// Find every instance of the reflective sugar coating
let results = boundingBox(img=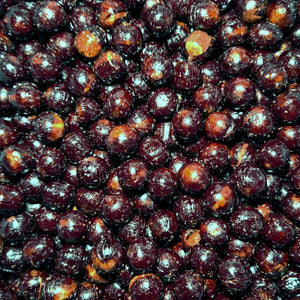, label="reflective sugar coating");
[0,0,300,299]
